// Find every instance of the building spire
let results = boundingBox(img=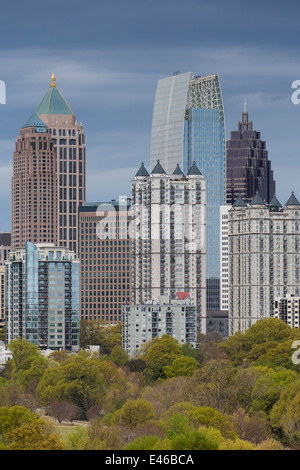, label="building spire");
[244,98,247,113]
[50,73,56,87]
